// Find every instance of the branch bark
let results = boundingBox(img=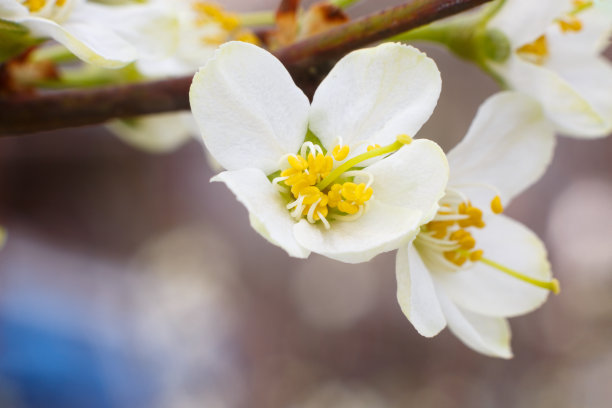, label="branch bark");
[0,0,492,136]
